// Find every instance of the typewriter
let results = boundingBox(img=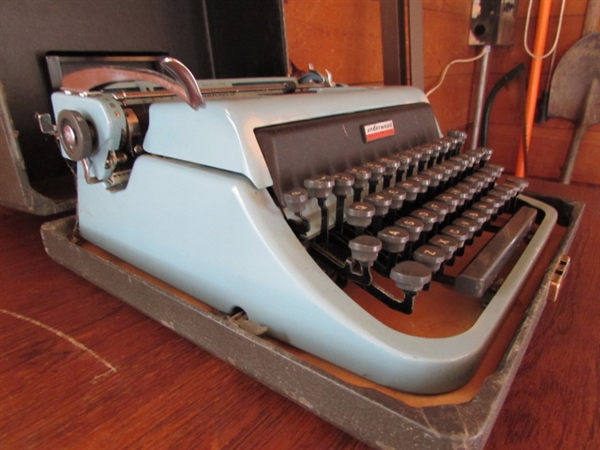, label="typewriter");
[39,57,557,394]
